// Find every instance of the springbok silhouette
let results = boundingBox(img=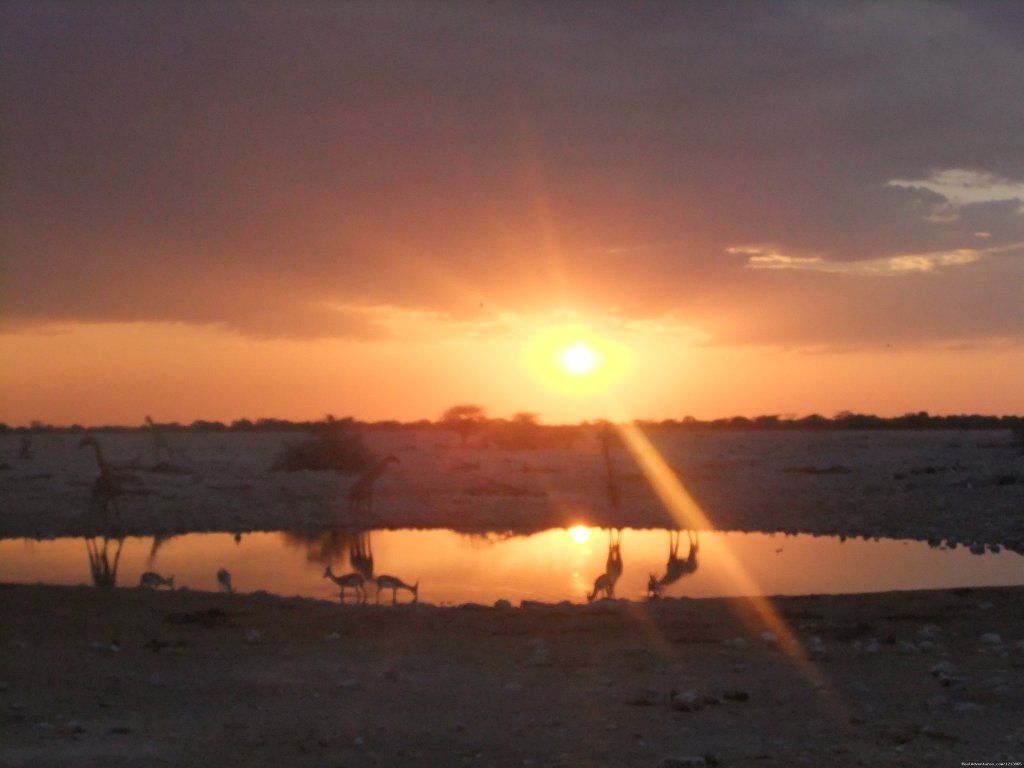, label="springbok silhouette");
[587,528,624,603]
[139,571,175,590]
[374,574,418,604]
[324,565,366,603]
